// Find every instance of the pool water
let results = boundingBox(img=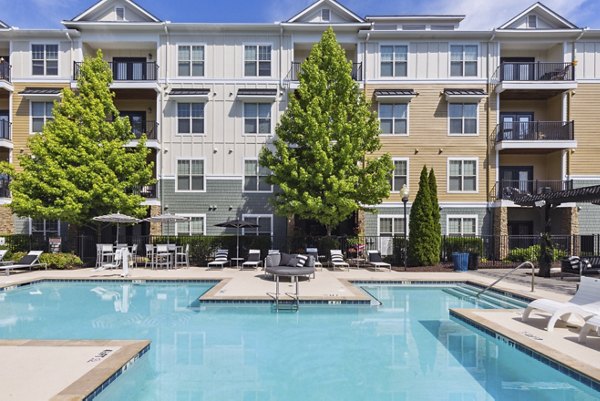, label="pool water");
[0,281,597,401]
